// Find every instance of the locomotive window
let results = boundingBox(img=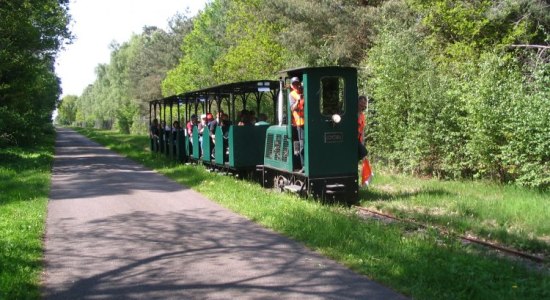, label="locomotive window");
[320,77,345,116]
